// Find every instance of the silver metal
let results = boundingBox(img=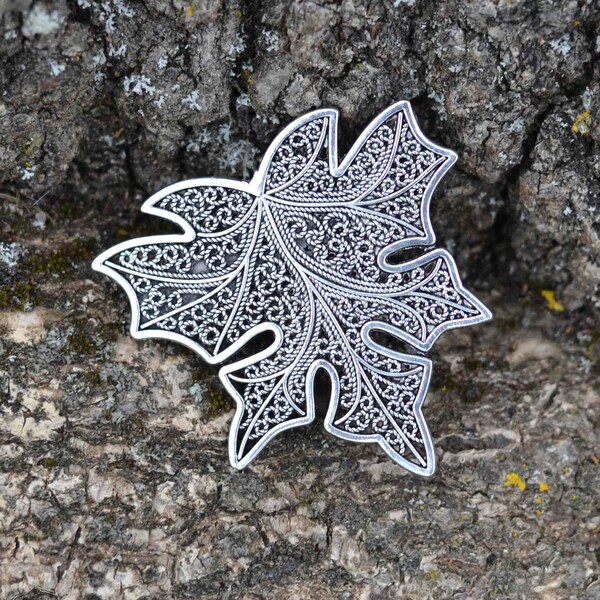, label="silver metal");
[93,101,492,475]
